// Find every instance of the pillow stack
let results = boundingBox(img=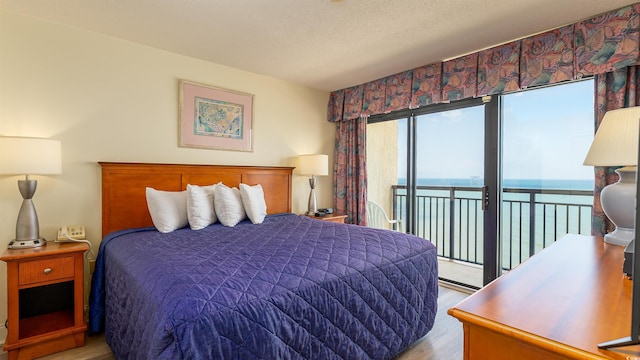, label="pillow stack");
[145,182,267,233]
